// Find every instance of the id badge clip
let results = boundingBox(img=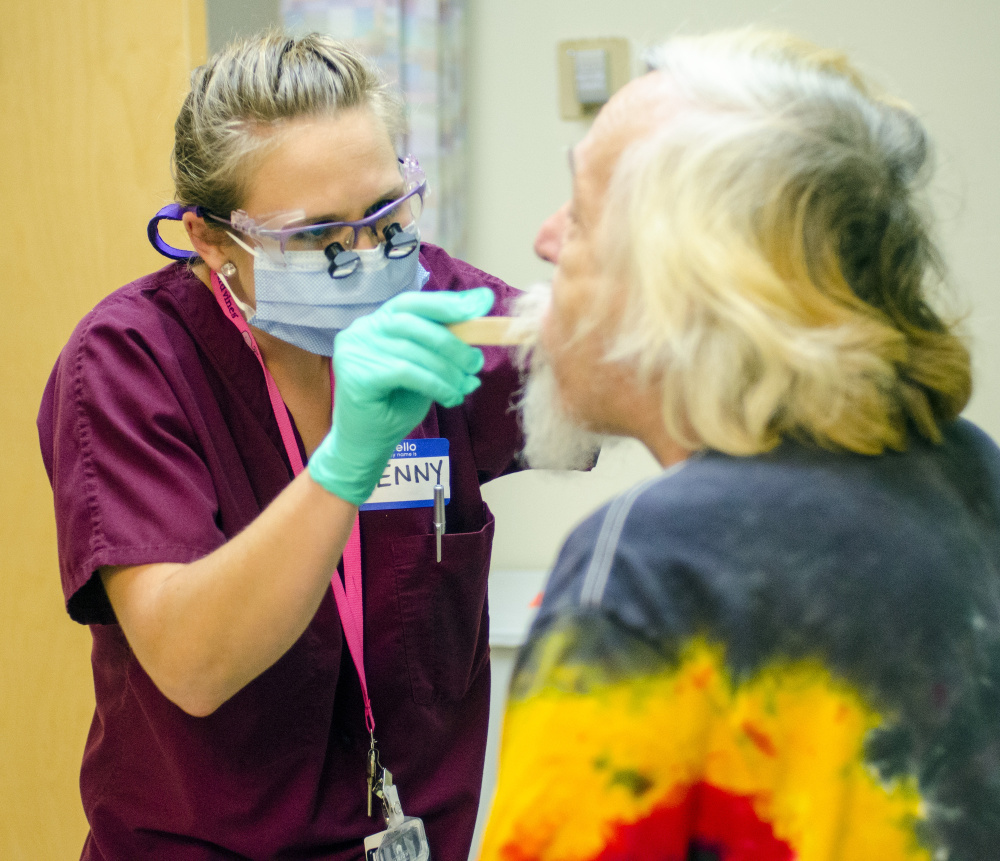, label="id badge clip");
[364,769,430,861]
